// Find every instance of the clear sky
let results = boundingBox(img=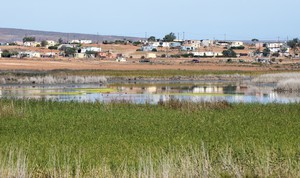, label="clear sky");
[1,0,299,40]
